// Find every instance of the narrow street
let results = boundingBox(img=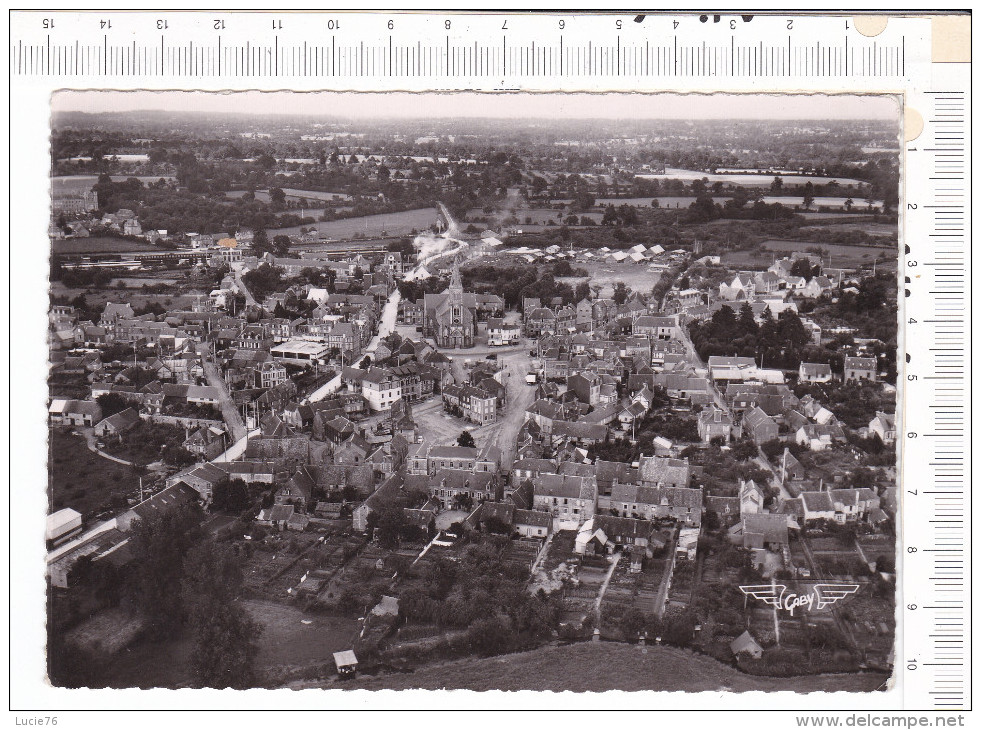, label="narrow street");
[593,552,623,624]
[470,348,536,469]
[654,533,678,617]
[199,350,247,442]
[230,262,258,307]
[360,289,402,362]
